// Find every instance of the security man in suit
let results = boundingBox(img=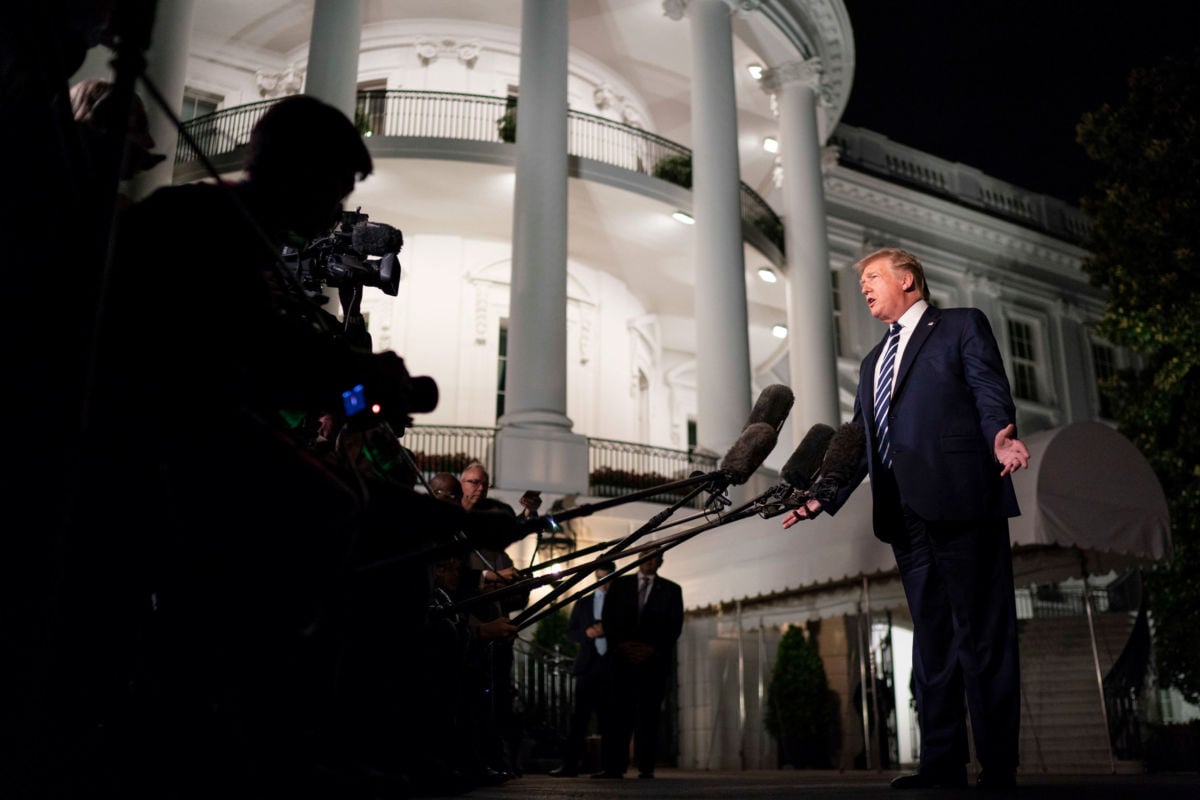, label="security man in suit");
[596,547,684,779]
[549,560,617,777]
[784,248,1029,790]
